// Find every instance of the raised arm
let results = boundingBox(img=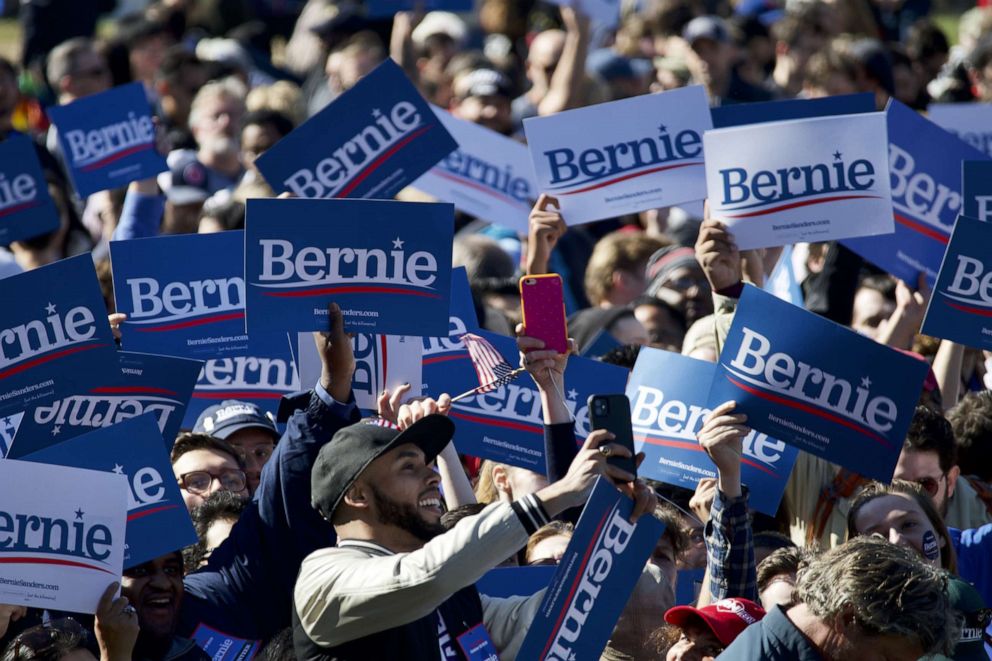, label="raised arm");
[537,5,590,116]
[696,401,757,604]
[180,303,360,641]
